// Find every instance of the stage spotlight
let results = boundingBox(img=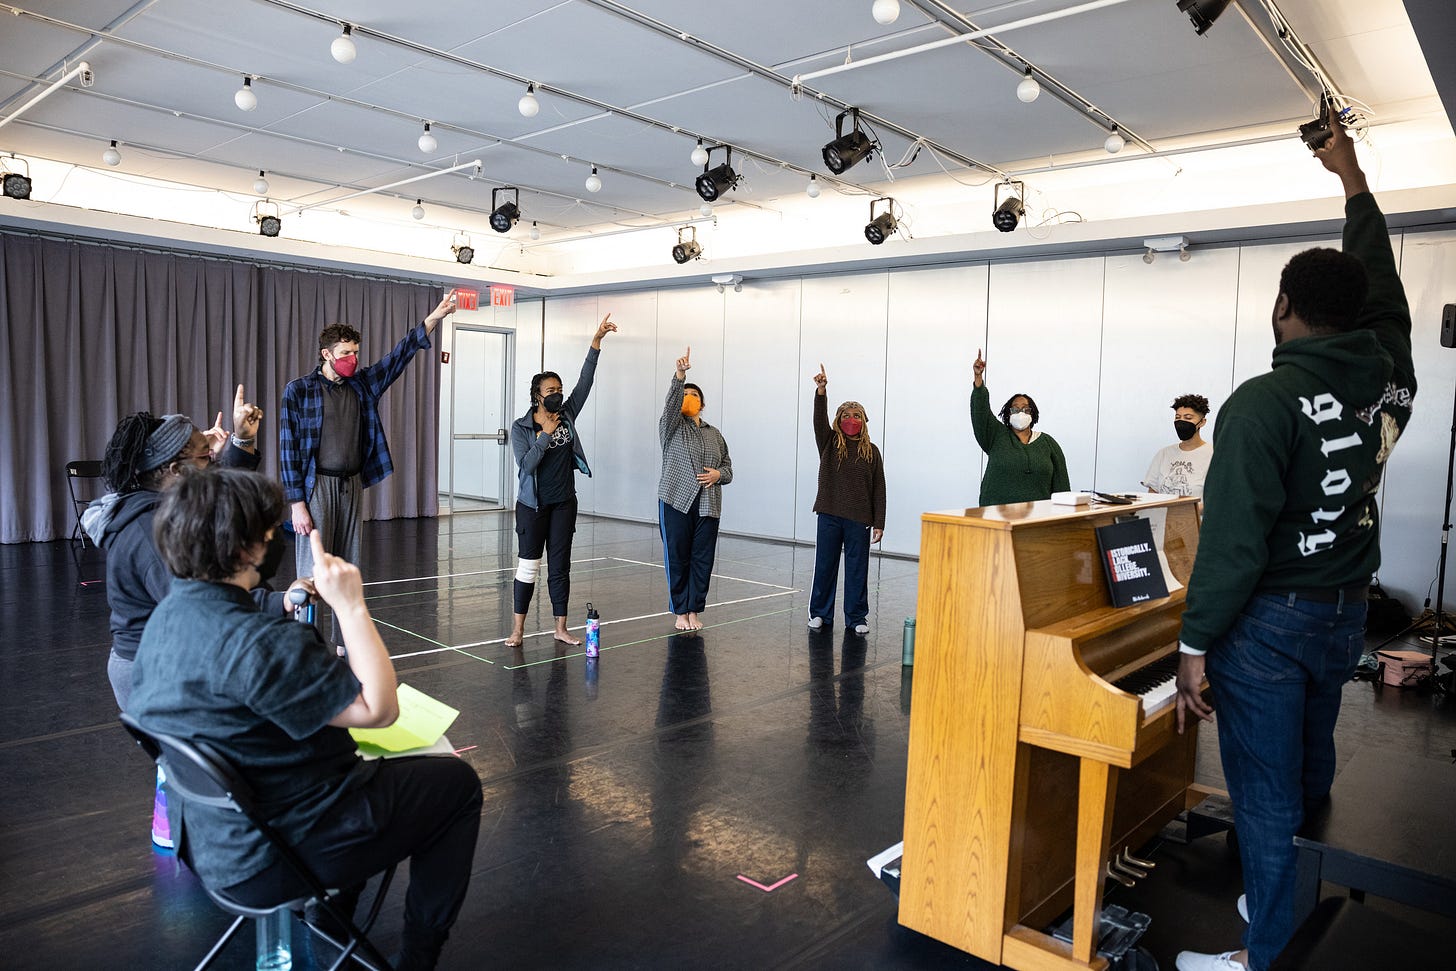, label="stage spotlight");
[102,140,121,166]
[1176,0,1232,35]
[3,157,32,199]
[452,235,475,264]
[253,200,282,237]
[823,109,874,175]
[490,187,521,233]
[992,180,1025,233]
[864,197,898,245]
[695,145,739,202]
[331,24,357,63]
[672,225,702,264]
